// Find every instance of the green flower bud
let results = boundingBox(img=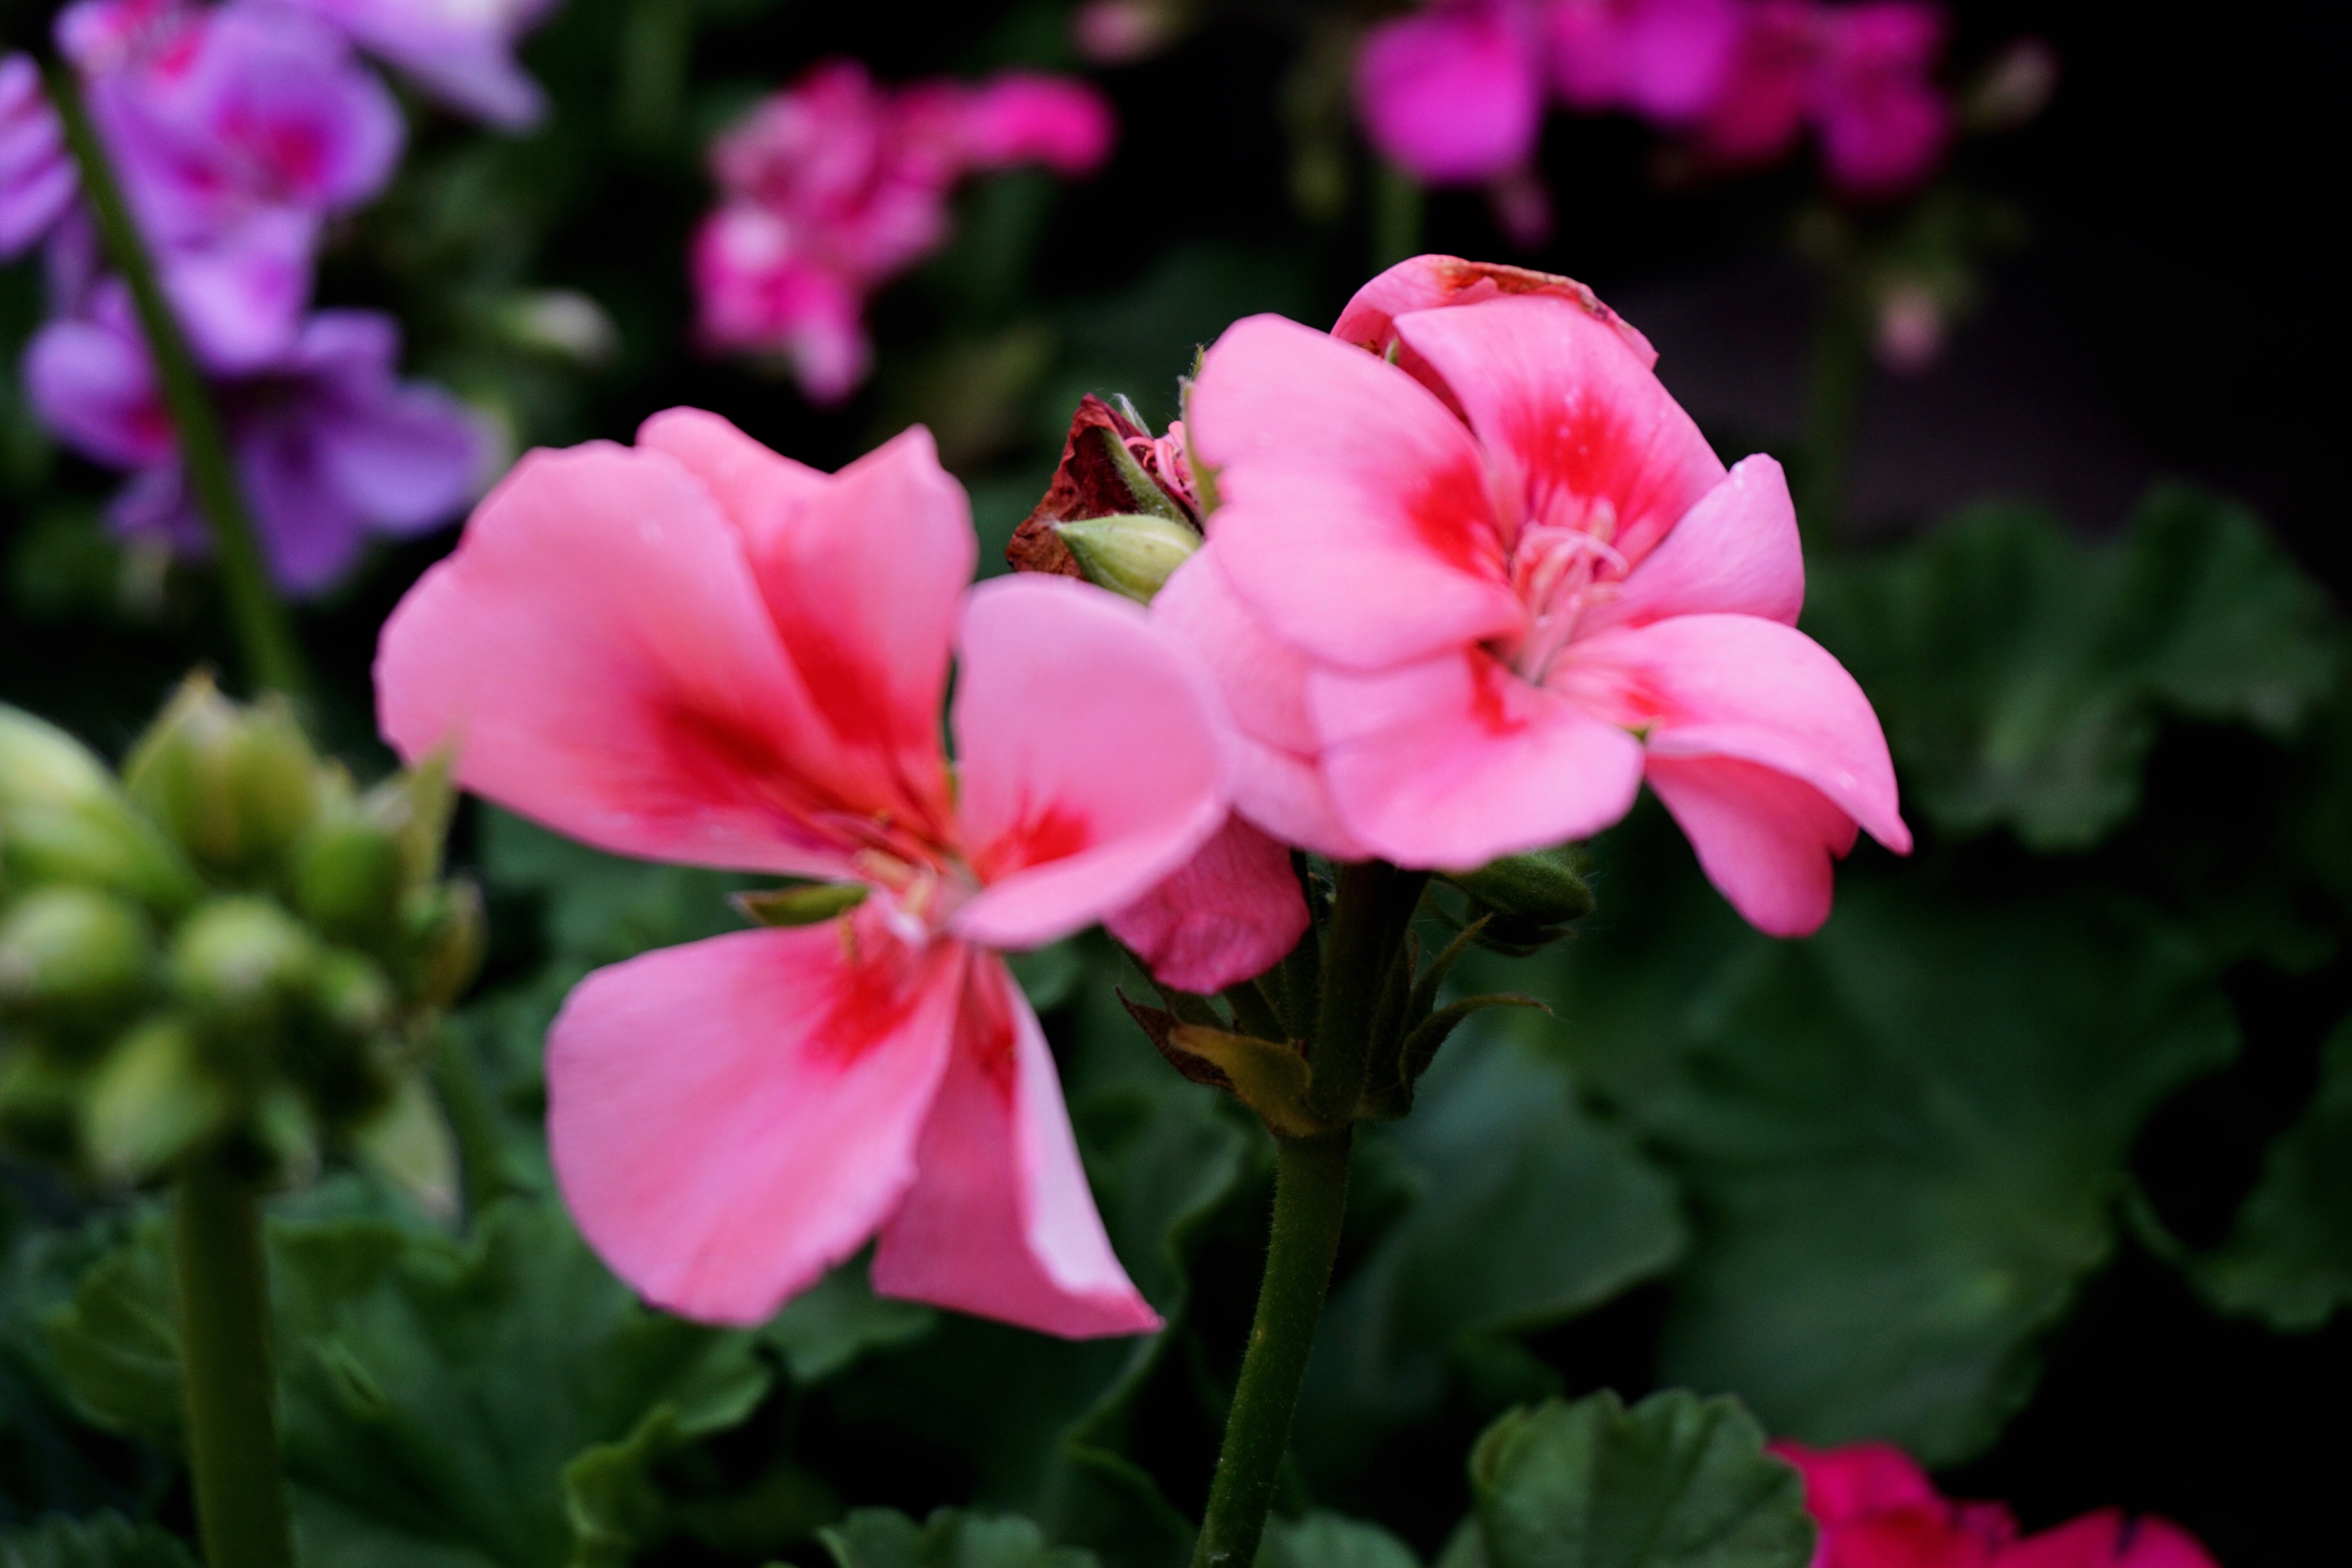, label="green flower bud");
[349,1076,459,1220]
[124,674,321,882]
[1442,843,1596,926]
[1053,514,1202,604]
[168,897,321,1079]
[293,815,408,950]
[364,752,456,890]
[401,878,485,1010]
[0,886,155,1048]
[0,704,201,913]
[0,1047,89,1164]
[83,1016,232,1183]
[250,1085,322,1188]
[287,949,402,1122]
